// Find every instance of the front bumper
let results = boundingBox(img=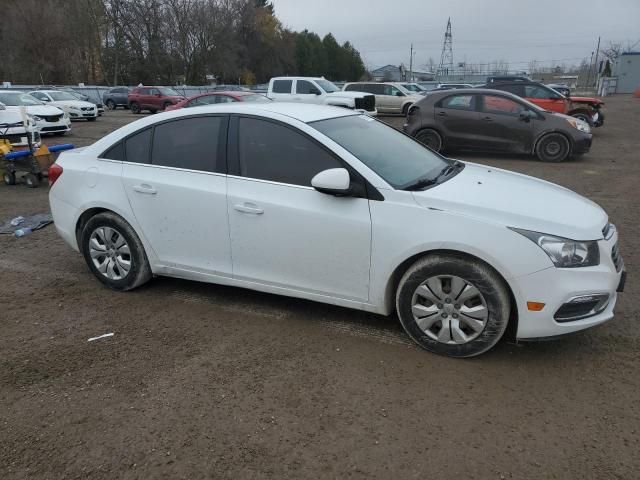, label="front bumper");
[513,232,624,339]
[68,109,97,119]
[36,117,71,134]
[573,134,592,155]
